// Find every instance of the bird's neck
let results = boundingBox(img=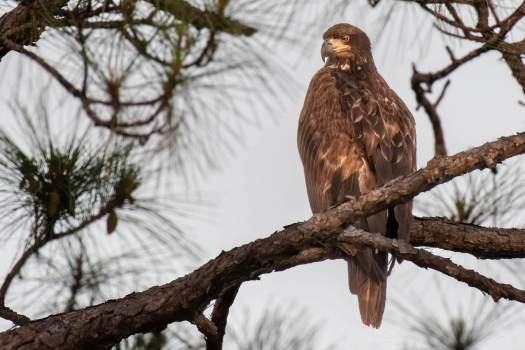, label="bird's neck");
[325,52,376,75]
